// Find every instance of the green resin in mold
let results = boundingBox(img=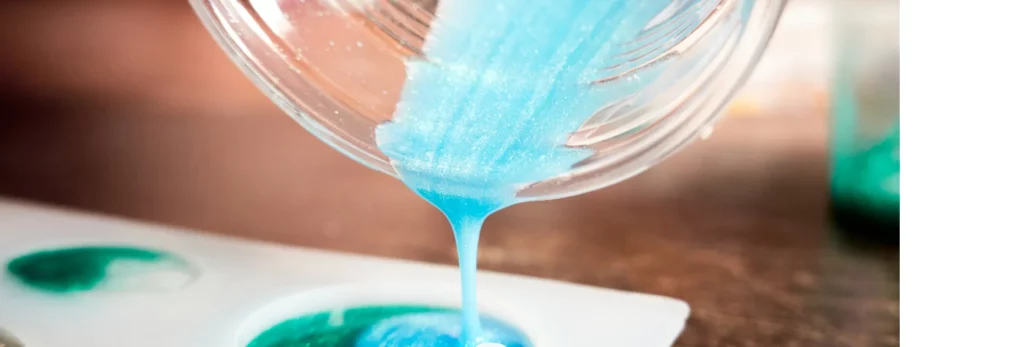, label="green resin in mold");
[5,246,198,294]
[247,305,531,347]
[248,306,449,347]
